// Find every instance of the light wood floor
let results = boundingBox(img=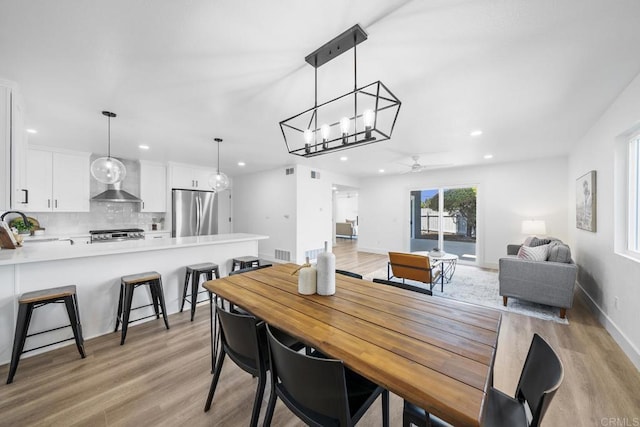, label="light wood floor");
[1,239,639,426]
